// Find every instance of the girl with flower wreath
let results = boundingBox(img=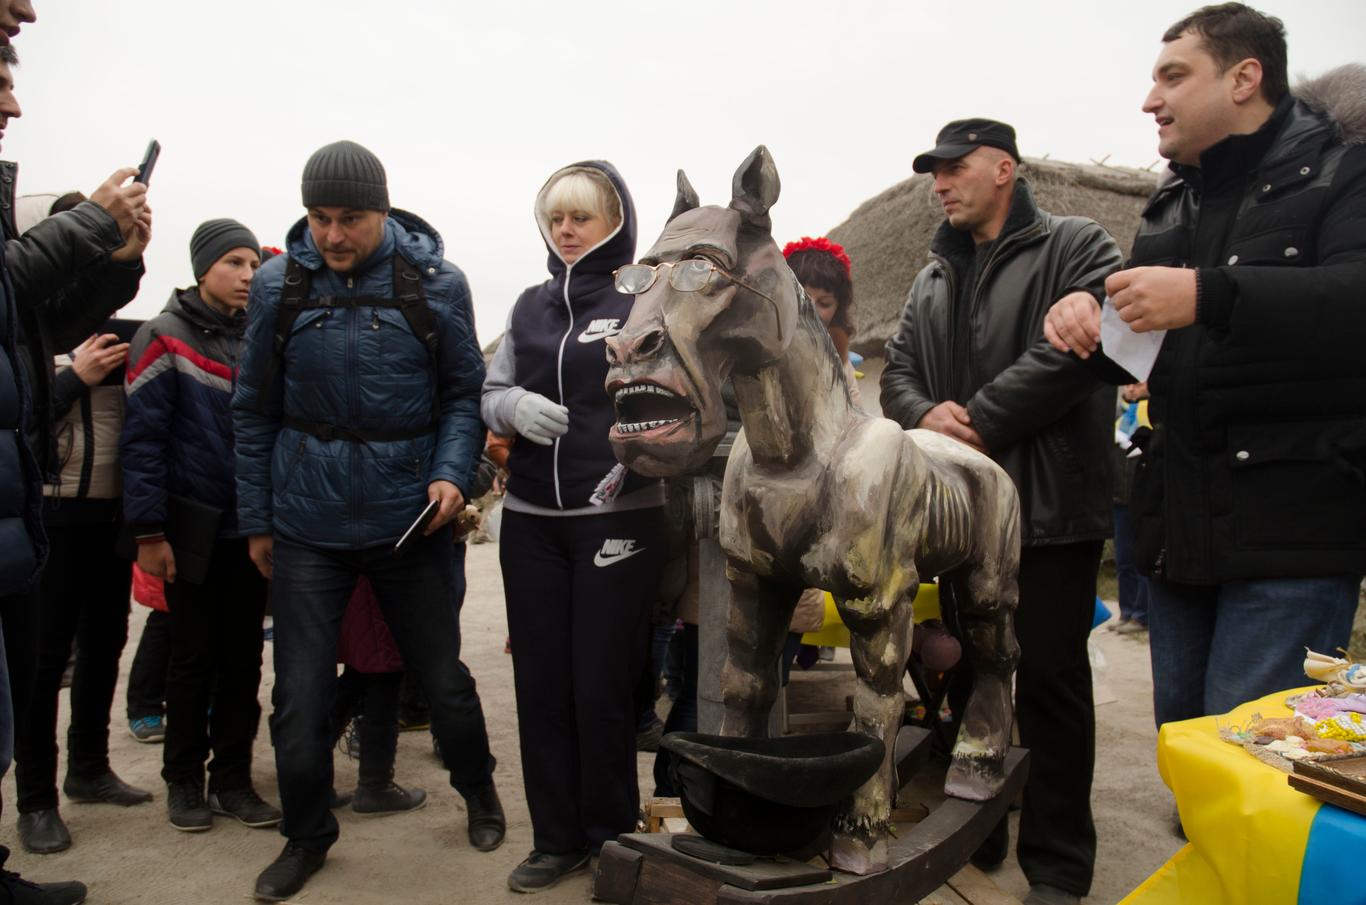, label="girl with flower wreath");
[782,236,862,409]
